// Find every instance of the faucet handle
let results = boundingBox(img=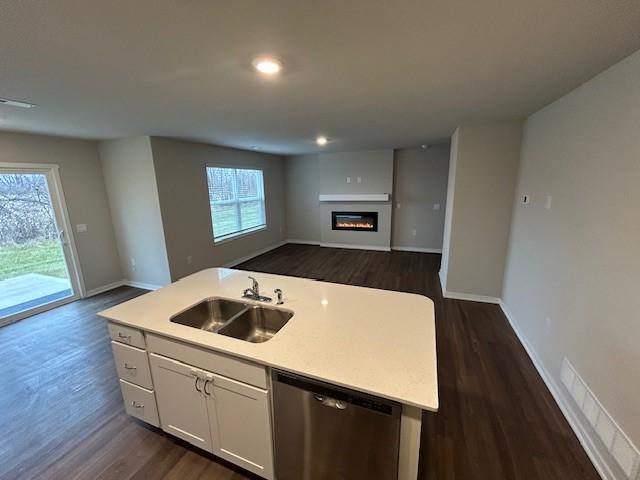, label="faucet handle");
[274,288,283,305]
